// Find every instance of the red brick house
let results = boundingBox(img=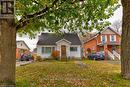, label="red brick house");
[84,27,121,59]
